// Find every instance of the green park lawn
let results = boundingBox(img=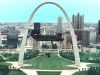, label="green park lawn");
[37,71,61,75]
[0,62,12,66]
[0,62,26,75]
[7,70,27,75]
[87,63,100,67]
[72,71,88,75]
[22,53,77,70]
[0,70,26,75]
